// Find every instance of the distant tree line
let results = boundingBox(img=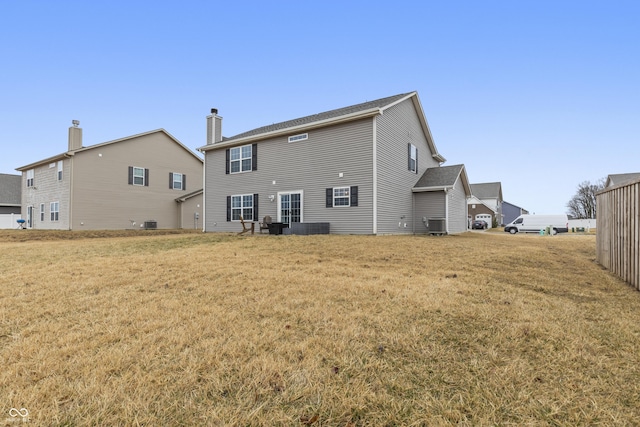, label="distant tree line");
[567,179,605,219]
